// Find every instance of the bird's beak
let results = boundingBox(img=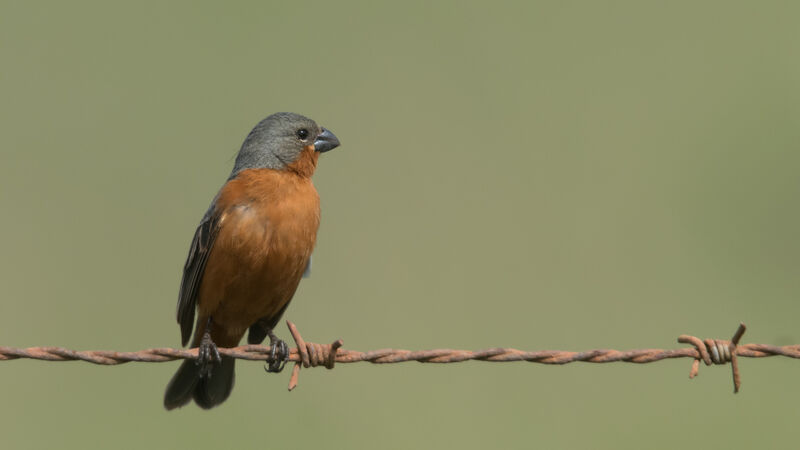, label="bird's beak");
[314,128,340,153]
